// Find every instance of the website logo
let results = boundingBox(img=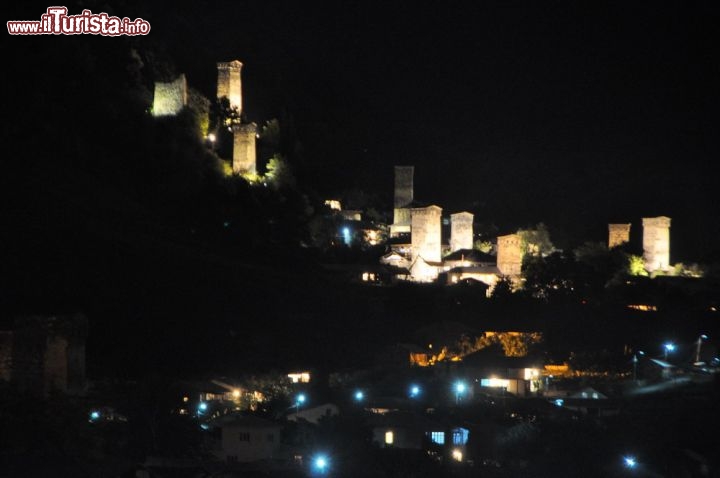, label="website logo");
[7,6,151,36]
